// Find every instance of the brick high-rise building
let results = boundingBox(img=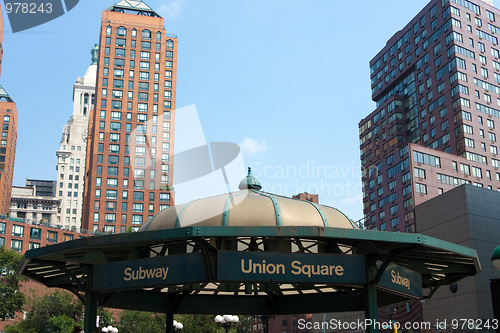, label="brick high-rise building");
[359,0,500,232]
[0,2,17,216]
[0,88,16,215]
[82,0,176,233]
